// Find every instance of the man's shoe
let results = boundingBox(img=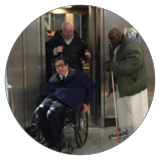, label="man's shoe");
[109,130,128,140]
[53,143,62,152]
[42,141,53,148]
